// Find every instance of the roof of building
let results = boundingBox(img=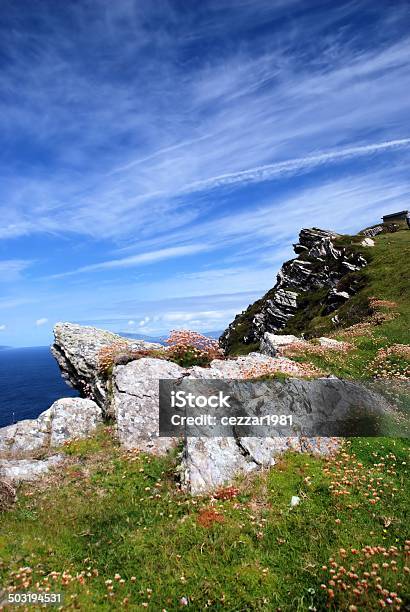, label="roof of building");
[382,210,409,220]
